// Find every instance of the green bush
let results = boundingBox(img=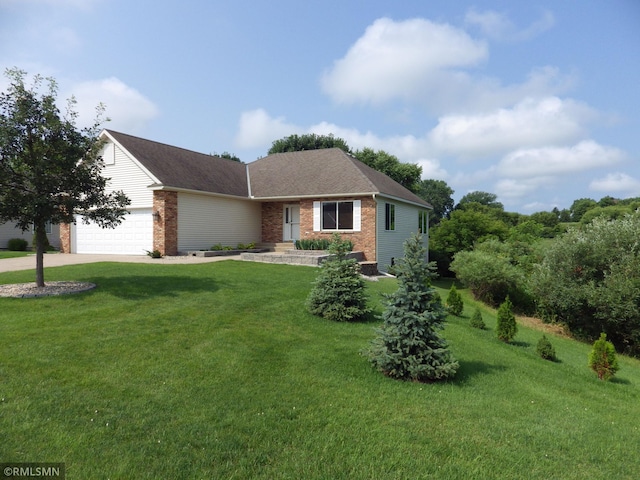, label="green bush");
[496,296,517,343]
[588,333,619,380]
[296,238,331,250]
[145,249,162,258]
[211,243,223,251]
[306,233,370,322]
[445,284,464,316]
[7,238,28,251]
[365,233,458,382]
[536,335,557,361]
[470,308,486,329]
